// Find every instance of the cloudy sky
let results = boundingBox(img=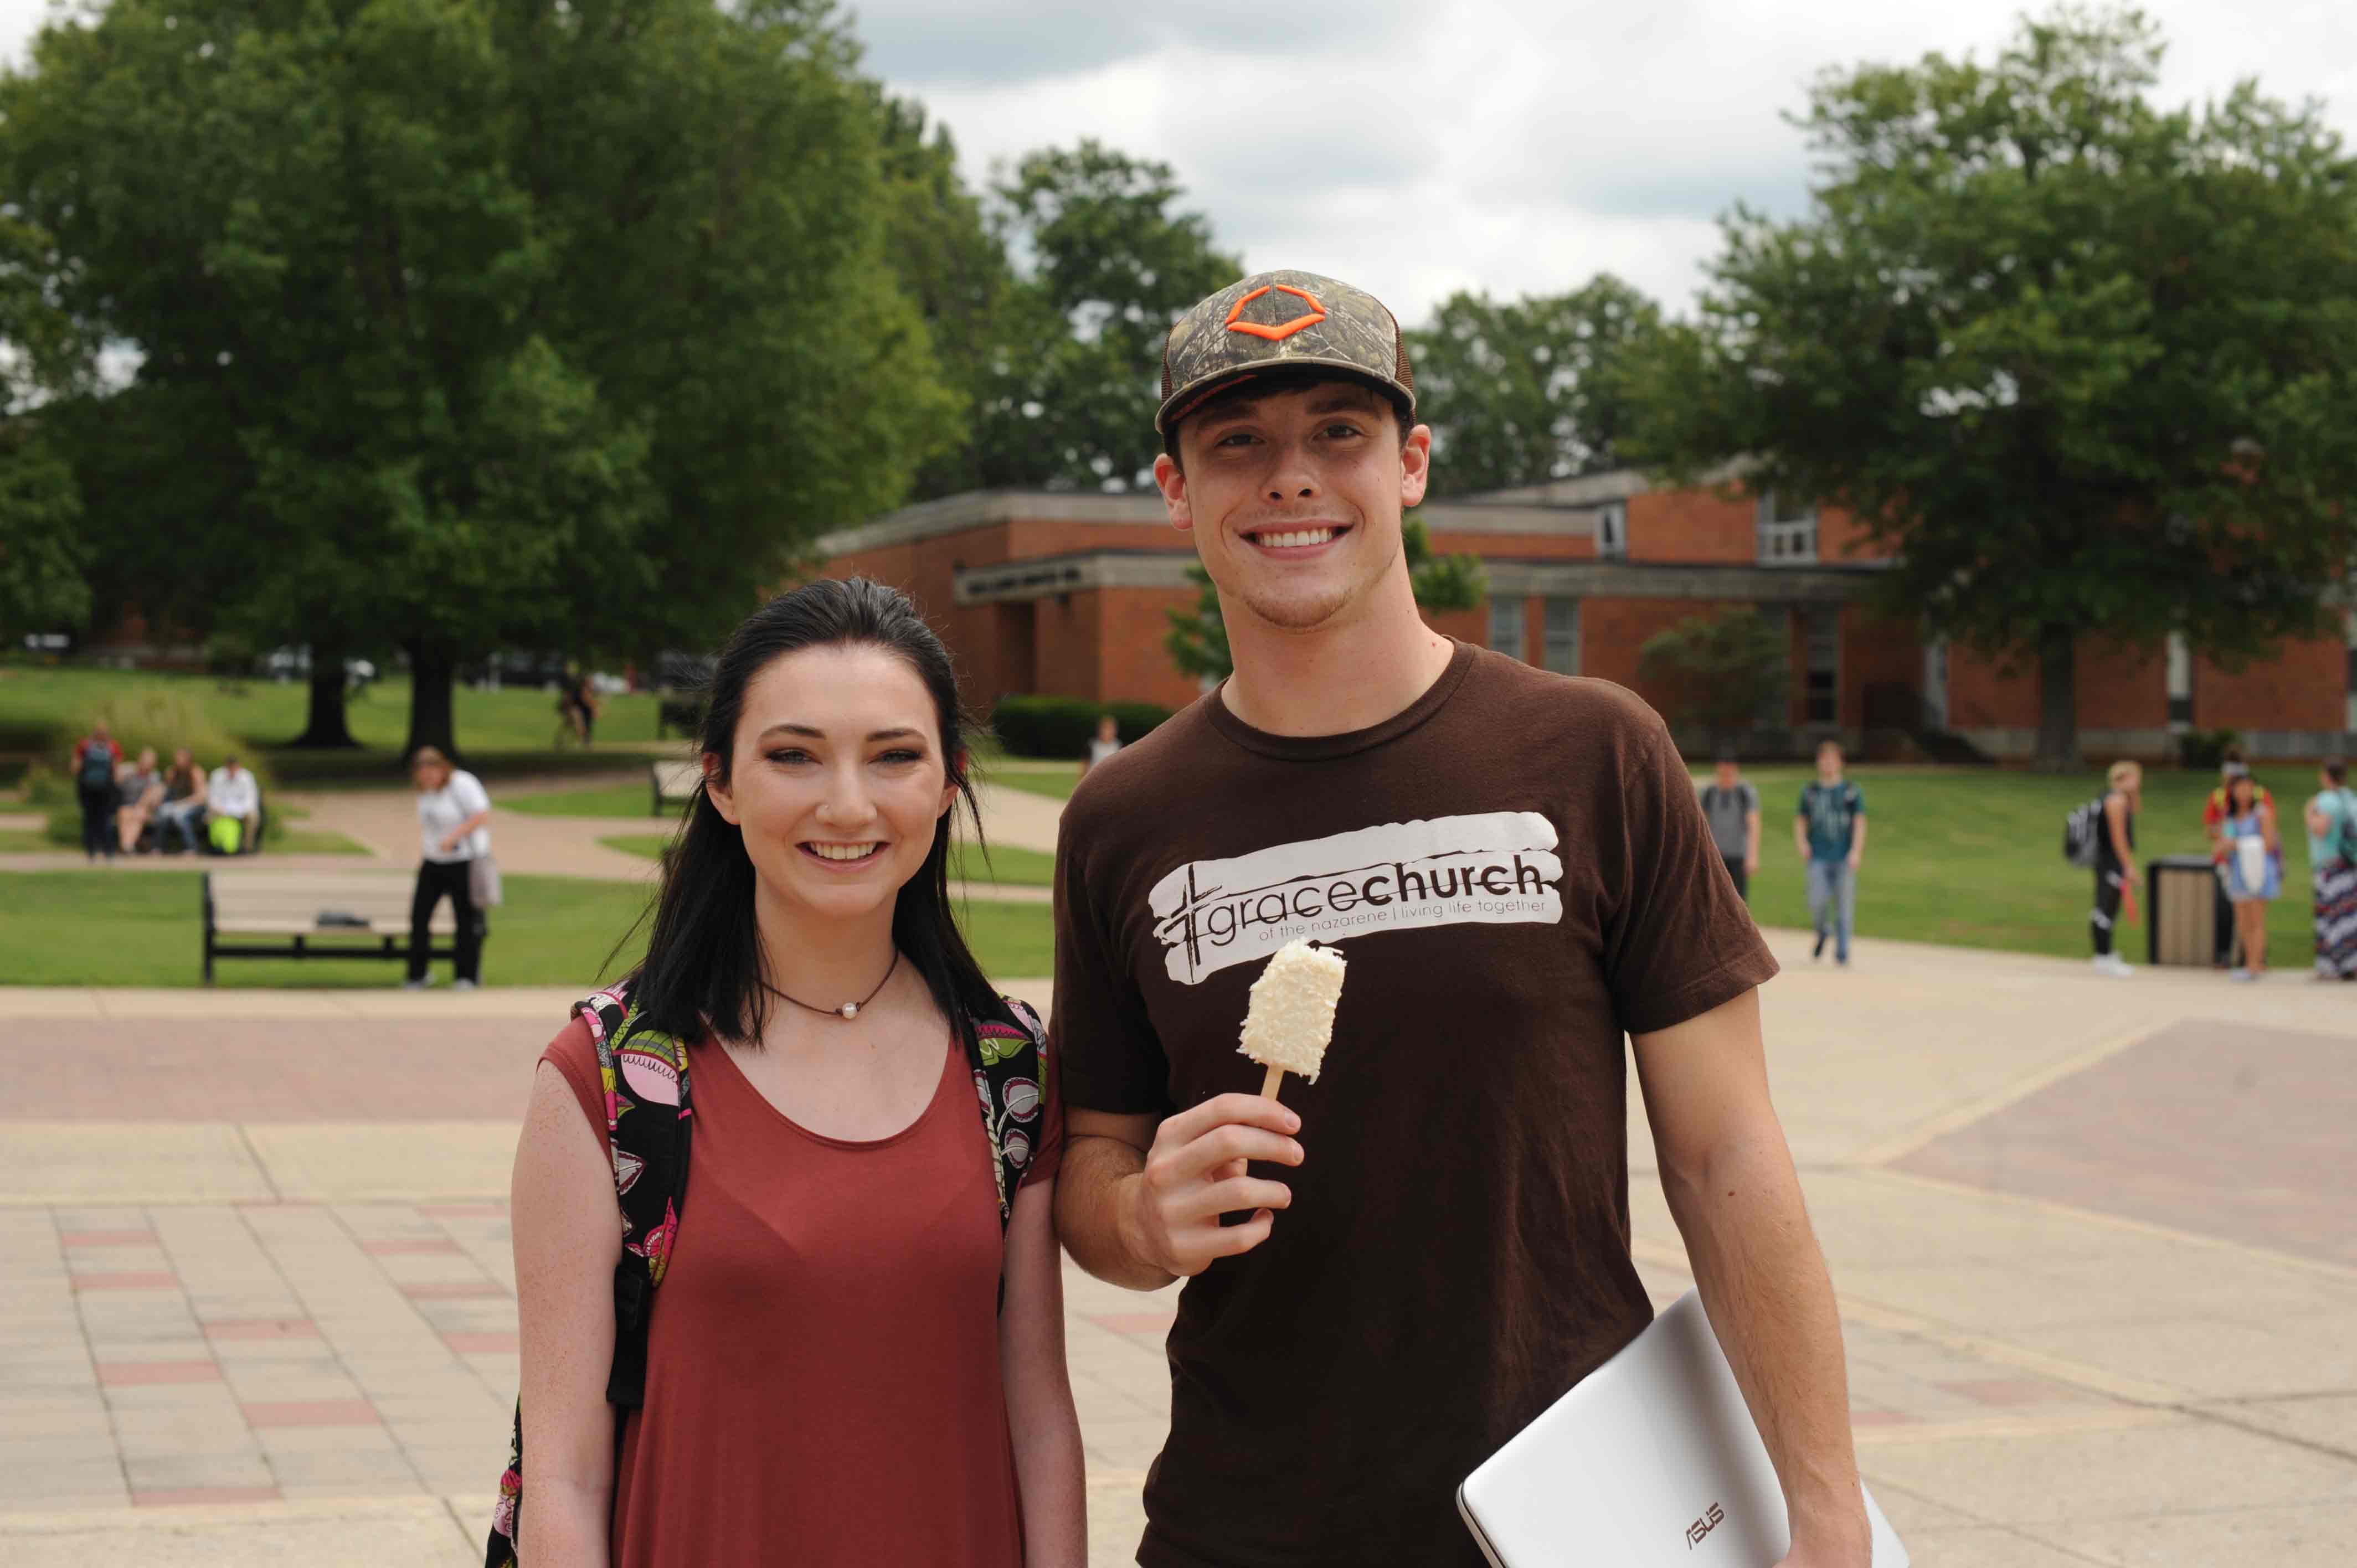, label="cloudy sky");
[6,0,2354,324]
